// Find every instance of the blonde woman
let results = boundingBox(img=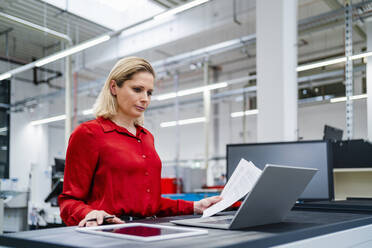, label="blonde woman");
[58,57,221,227]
